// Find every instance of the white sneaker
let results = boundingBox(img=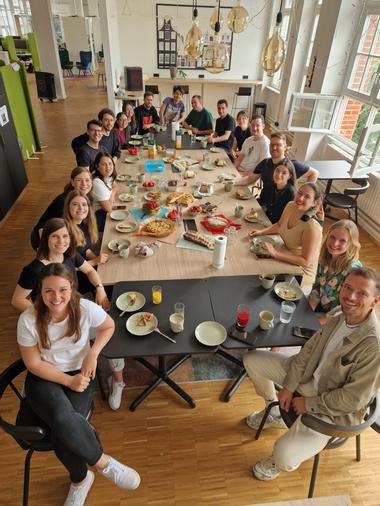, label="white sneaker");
[108,376,125,410]
[246,409,286,430]
[253,455,281,481]
[64,470,94,505]
[100,456,140,490]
